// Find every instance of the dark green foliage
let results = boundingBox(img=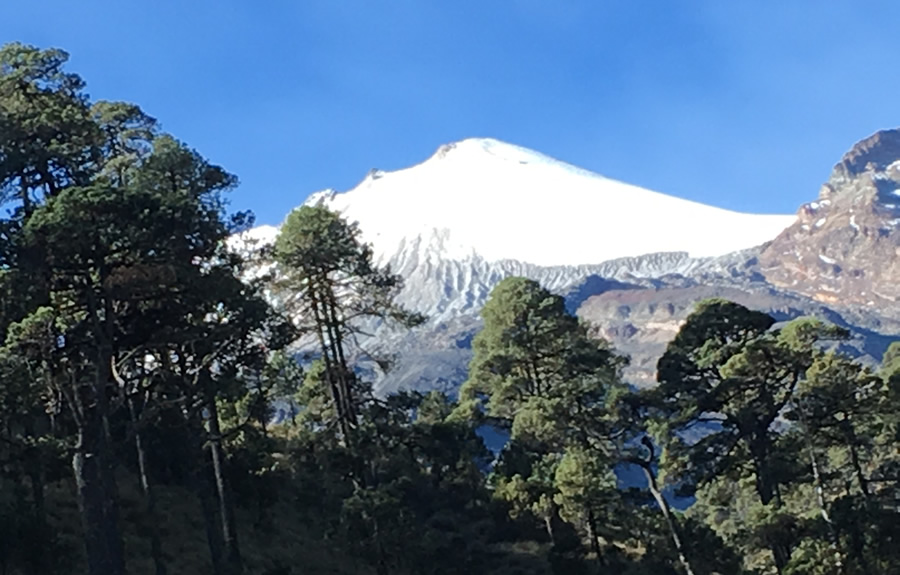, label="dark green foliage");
[1,42,899,575]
